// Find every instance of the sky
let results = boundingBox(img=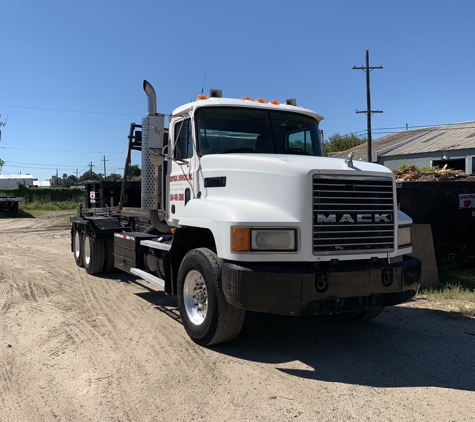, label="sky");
[1,0,475,181]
